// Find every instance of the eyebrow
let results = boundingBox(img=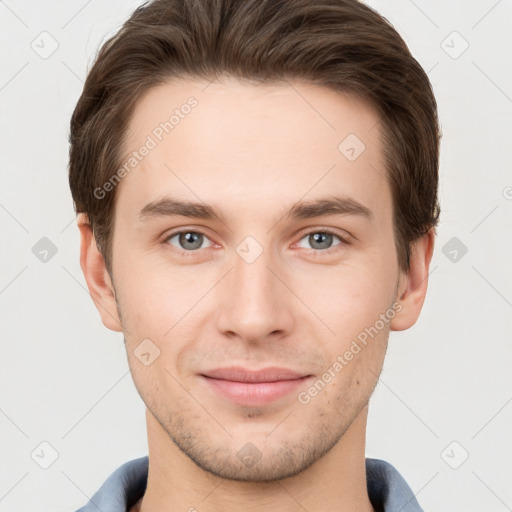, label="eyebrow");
[136,195,373,224]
